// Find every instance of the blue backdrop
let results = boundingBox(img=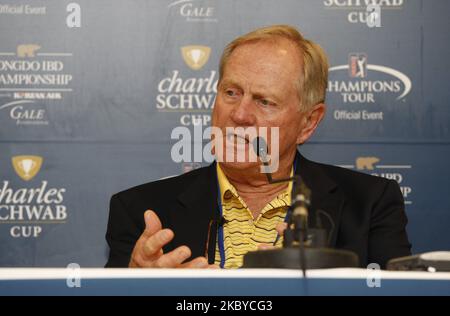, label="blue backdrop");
[0,0,449,267]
